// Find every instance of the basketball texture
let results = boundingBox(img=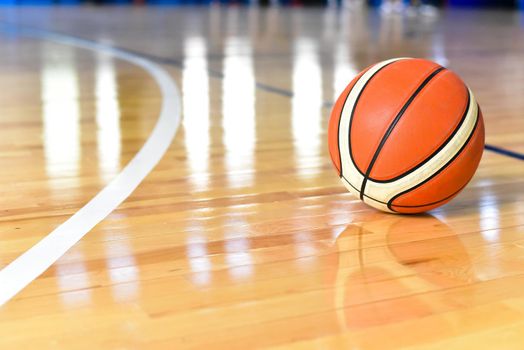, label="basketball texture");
[328,58,485,214]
